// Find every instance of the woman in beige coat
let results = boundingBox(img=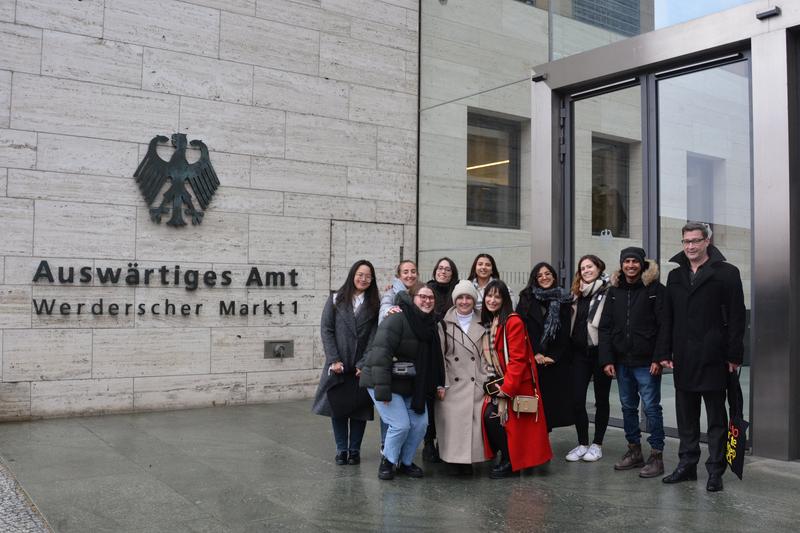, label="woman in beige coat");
[435,280,492,473]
